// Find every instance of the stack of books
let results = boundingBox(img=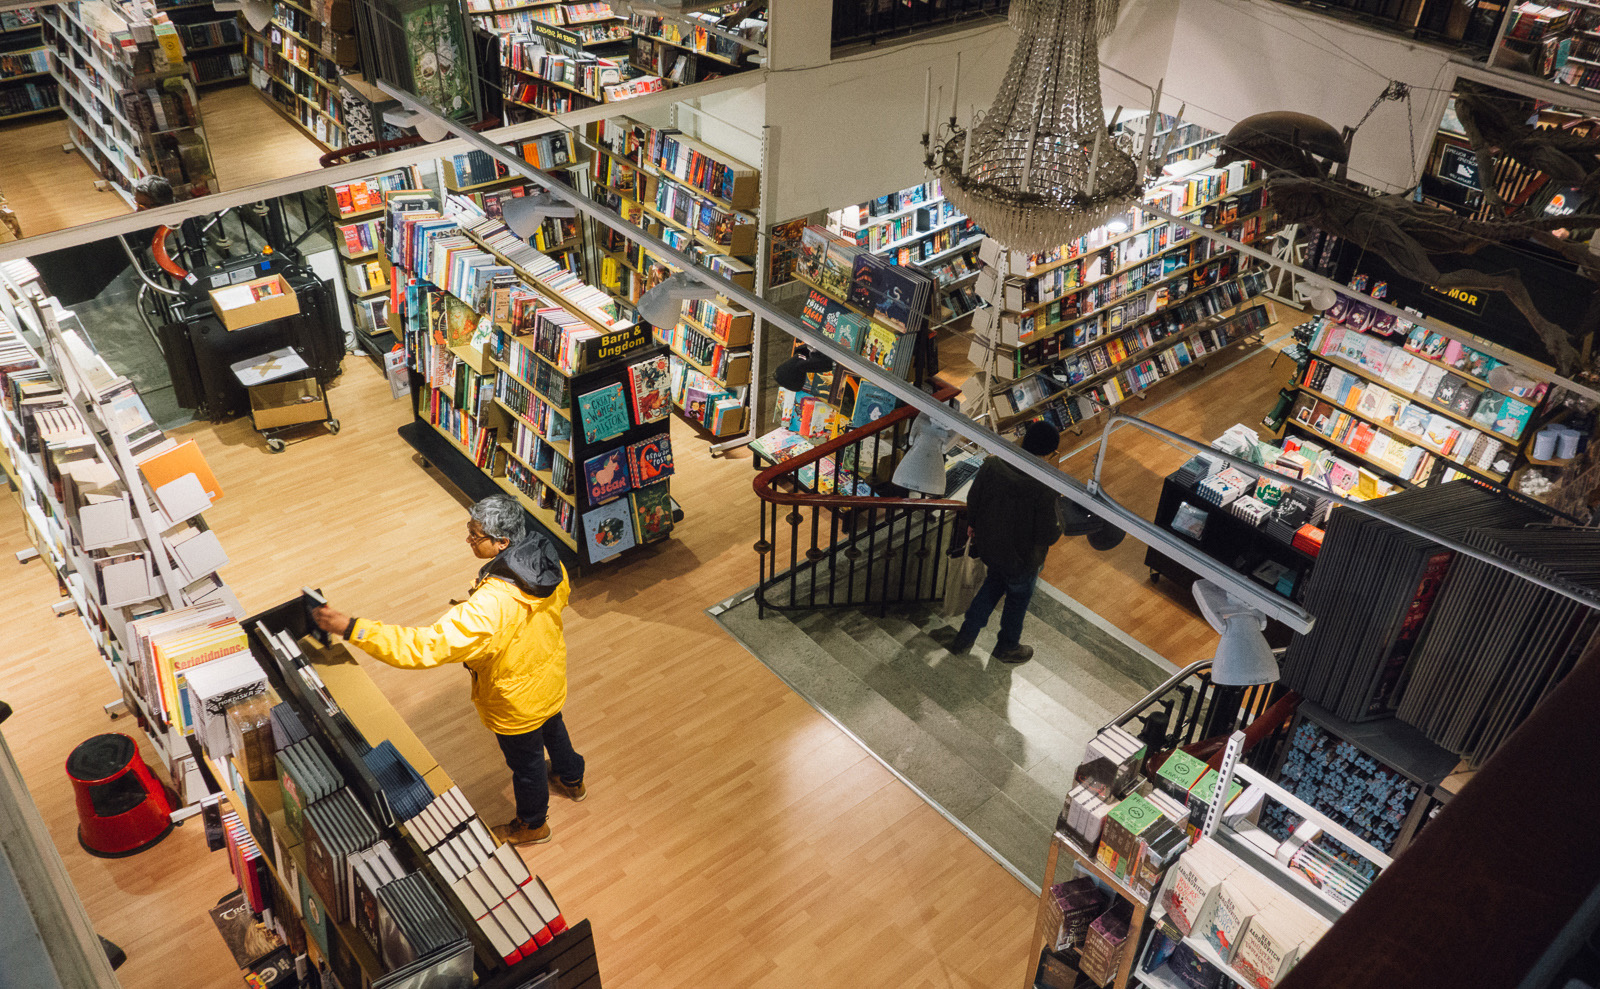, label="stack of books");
[374,873,475,980]
[303,788,382,921]
[278,735,342,841]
